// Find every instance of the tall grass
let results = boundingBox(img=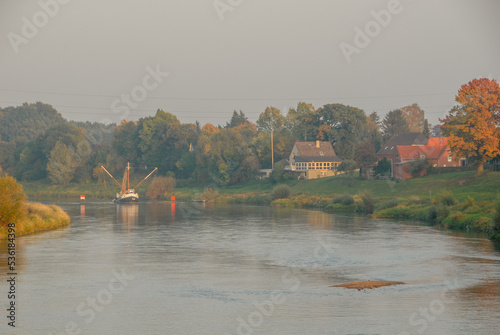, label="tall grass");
[0,202,70,239]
